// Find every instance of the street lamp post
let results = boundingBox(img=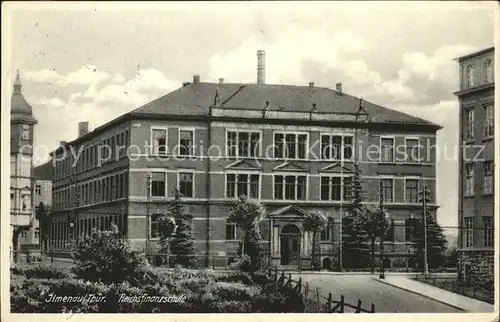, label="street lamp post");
[378,180,386,279]
[421,184,430,277]
[145,172,152,263]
